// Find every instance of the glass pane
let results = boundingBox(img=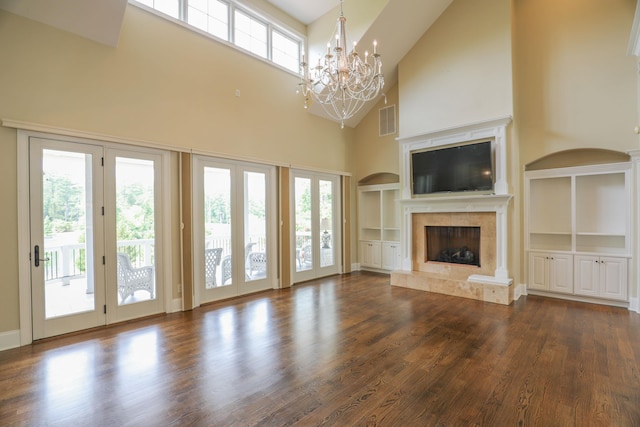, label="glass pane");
[295,177,312,272]
[244,172,267,281]
[42,150,95,318]
[116,157,156,305]
[272,30,300,73]
[152,0,180,19]
[234,9,267,58]
[319,180,334,268]
[188,0,229,40]
[204,167,232,288]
